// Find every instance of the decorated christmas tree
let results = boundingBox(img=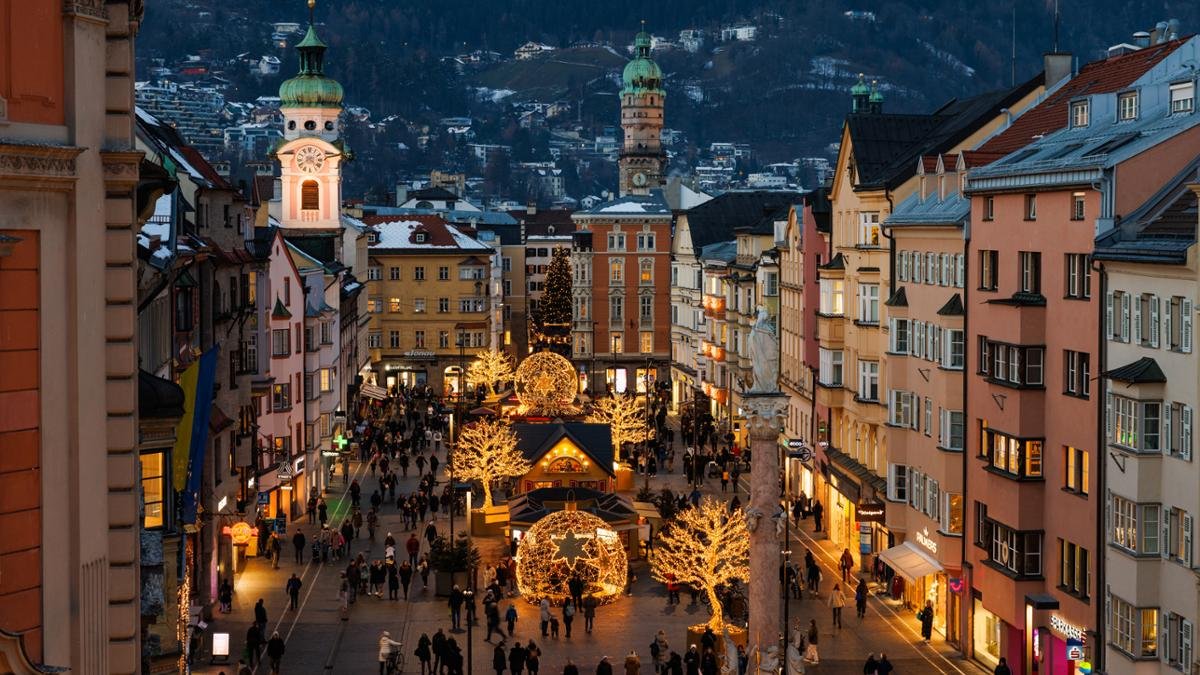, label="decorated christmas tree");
[532,247,572,356]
